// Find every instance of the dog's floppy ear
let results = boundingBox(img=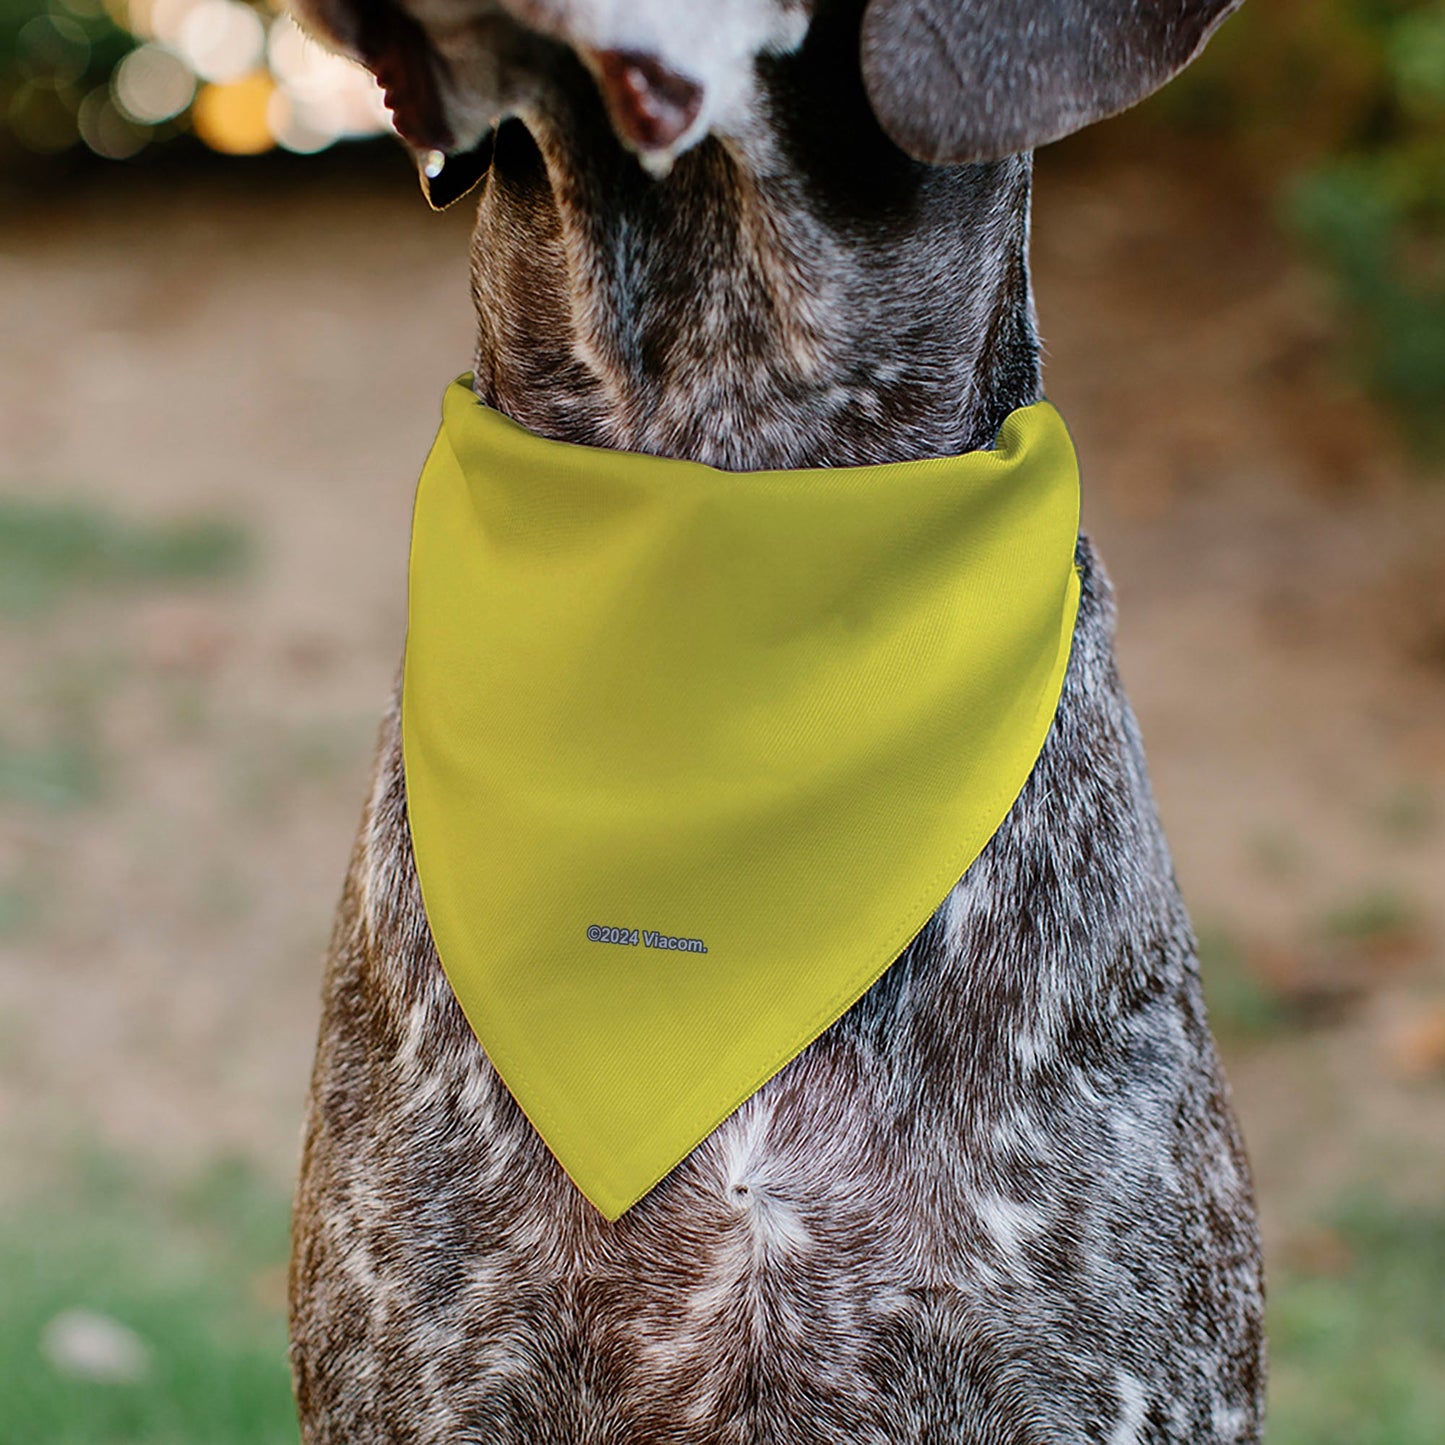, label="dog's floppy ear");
[860,0,1245,165]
